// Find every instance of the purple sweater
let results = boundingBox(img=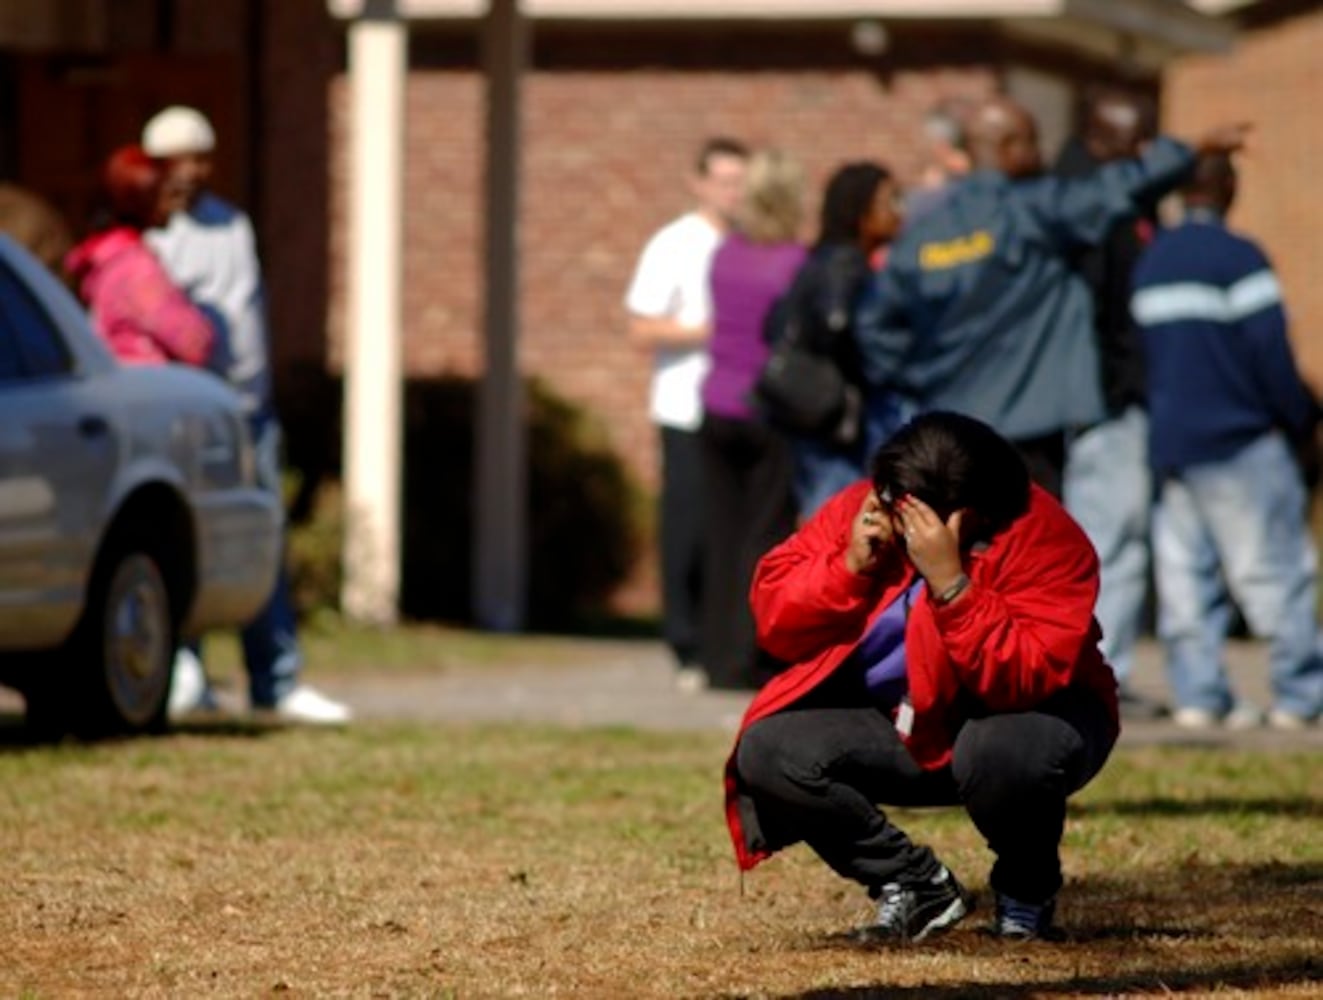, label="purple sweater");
[702,233,806,420]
